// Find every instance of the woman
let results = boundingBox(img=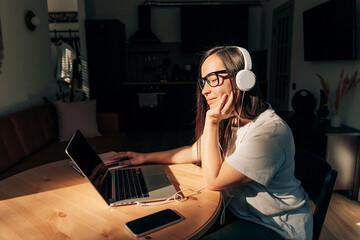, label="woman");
[110,46,313,239]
